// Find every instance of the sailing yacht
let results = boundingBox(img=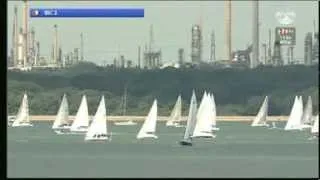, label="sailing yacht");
[191,92,215,139]
[301,96,313,129]
[251,96,269,127]
[70,95,90,134]
[85,96,111,141]
[311,114,318,137]
[114,86,137,126]
[179,90,197,146]
[166,95,184,127]
[284,96,303,131]
[210,93,220,131]
[11,92,33,127]
[136,99,158,139]
[52,94,71,134]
